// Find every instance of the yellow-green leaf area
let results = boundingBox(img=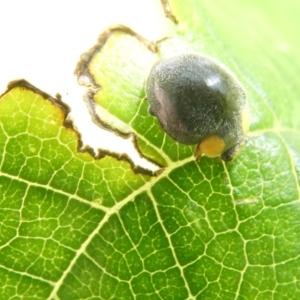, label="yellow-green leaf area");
[0,88,149,206]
